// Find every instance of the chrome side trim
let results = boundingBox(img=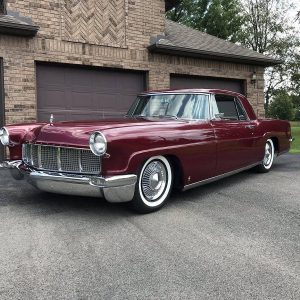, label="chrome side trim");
[183,162,260,191]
